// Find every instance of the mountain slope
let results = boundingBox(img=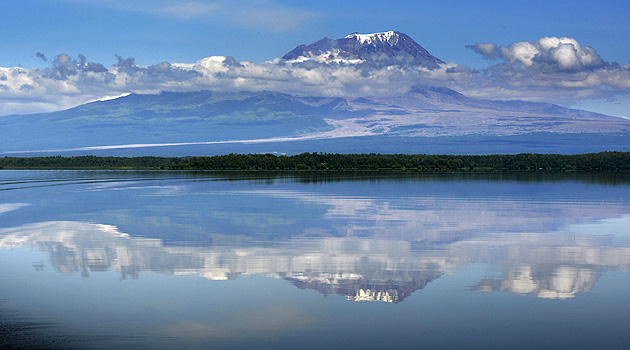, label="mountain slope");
[2,86,630,155]
[0,91,345,151]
